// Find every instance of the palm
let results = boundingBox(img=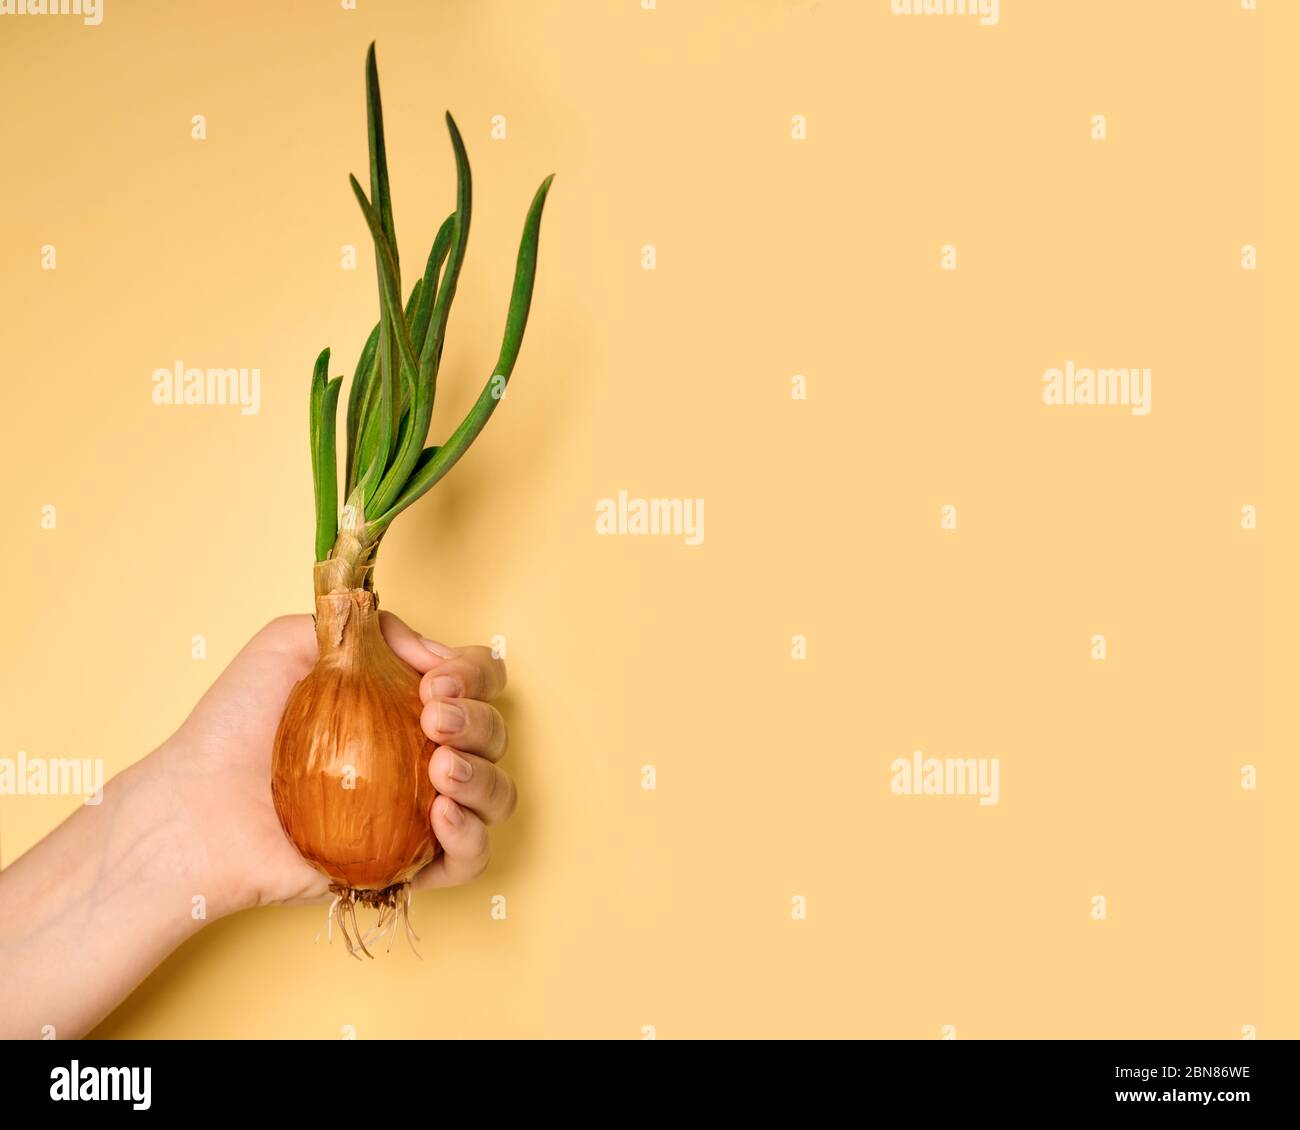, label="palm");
[169,616,330,909]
